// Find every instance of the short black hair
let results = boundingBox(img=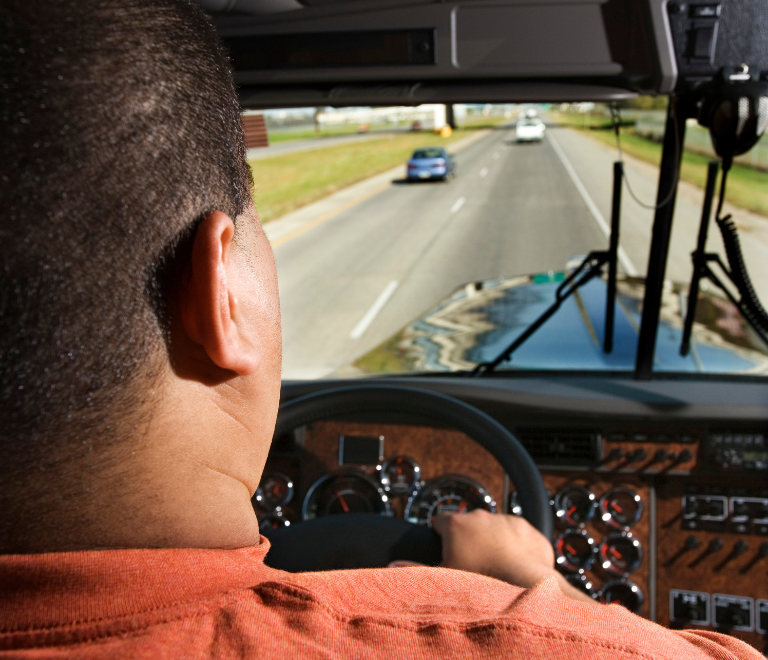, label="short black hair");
[0,1,251,467]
